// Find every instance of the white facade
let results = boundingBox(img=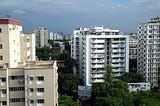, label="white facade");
[0,19,35,68]
[128,82,150,92]
[137,17,160,88]
[71,26,129,86]
[34,27,49,48]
